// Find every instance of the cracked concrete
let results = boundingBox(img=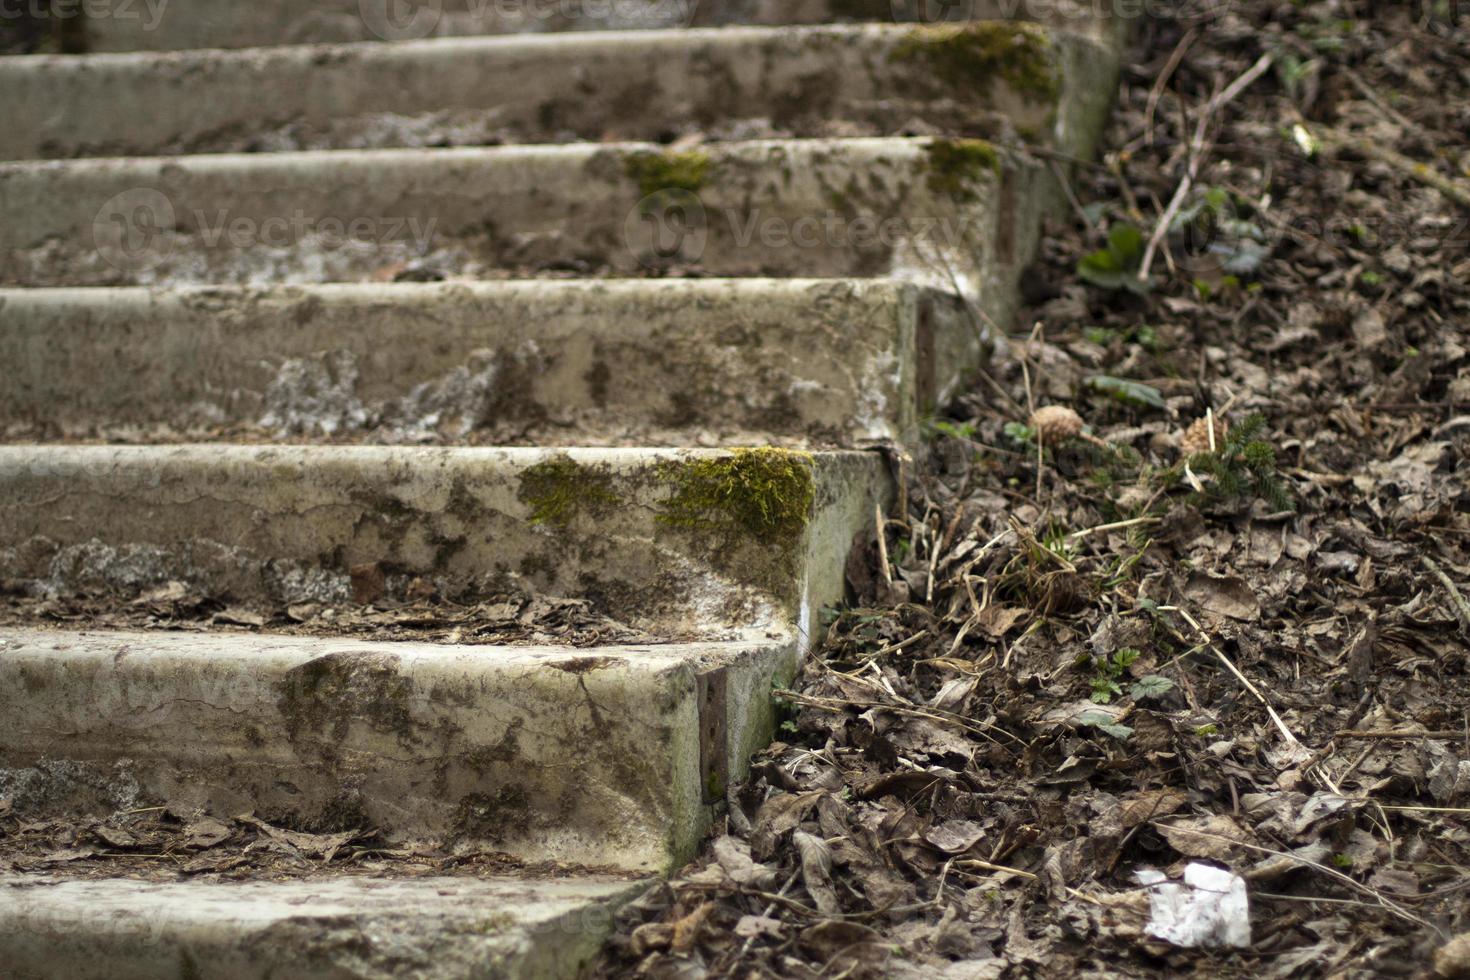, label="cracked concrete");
[0,1,1126,973]
[0,25,1112,160]
[72,0,1125,52]
[0,874,651,979]
[0,446,889,636]
[0,628,794,872]
[0,139,1035,309]
[0,280,974,448]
